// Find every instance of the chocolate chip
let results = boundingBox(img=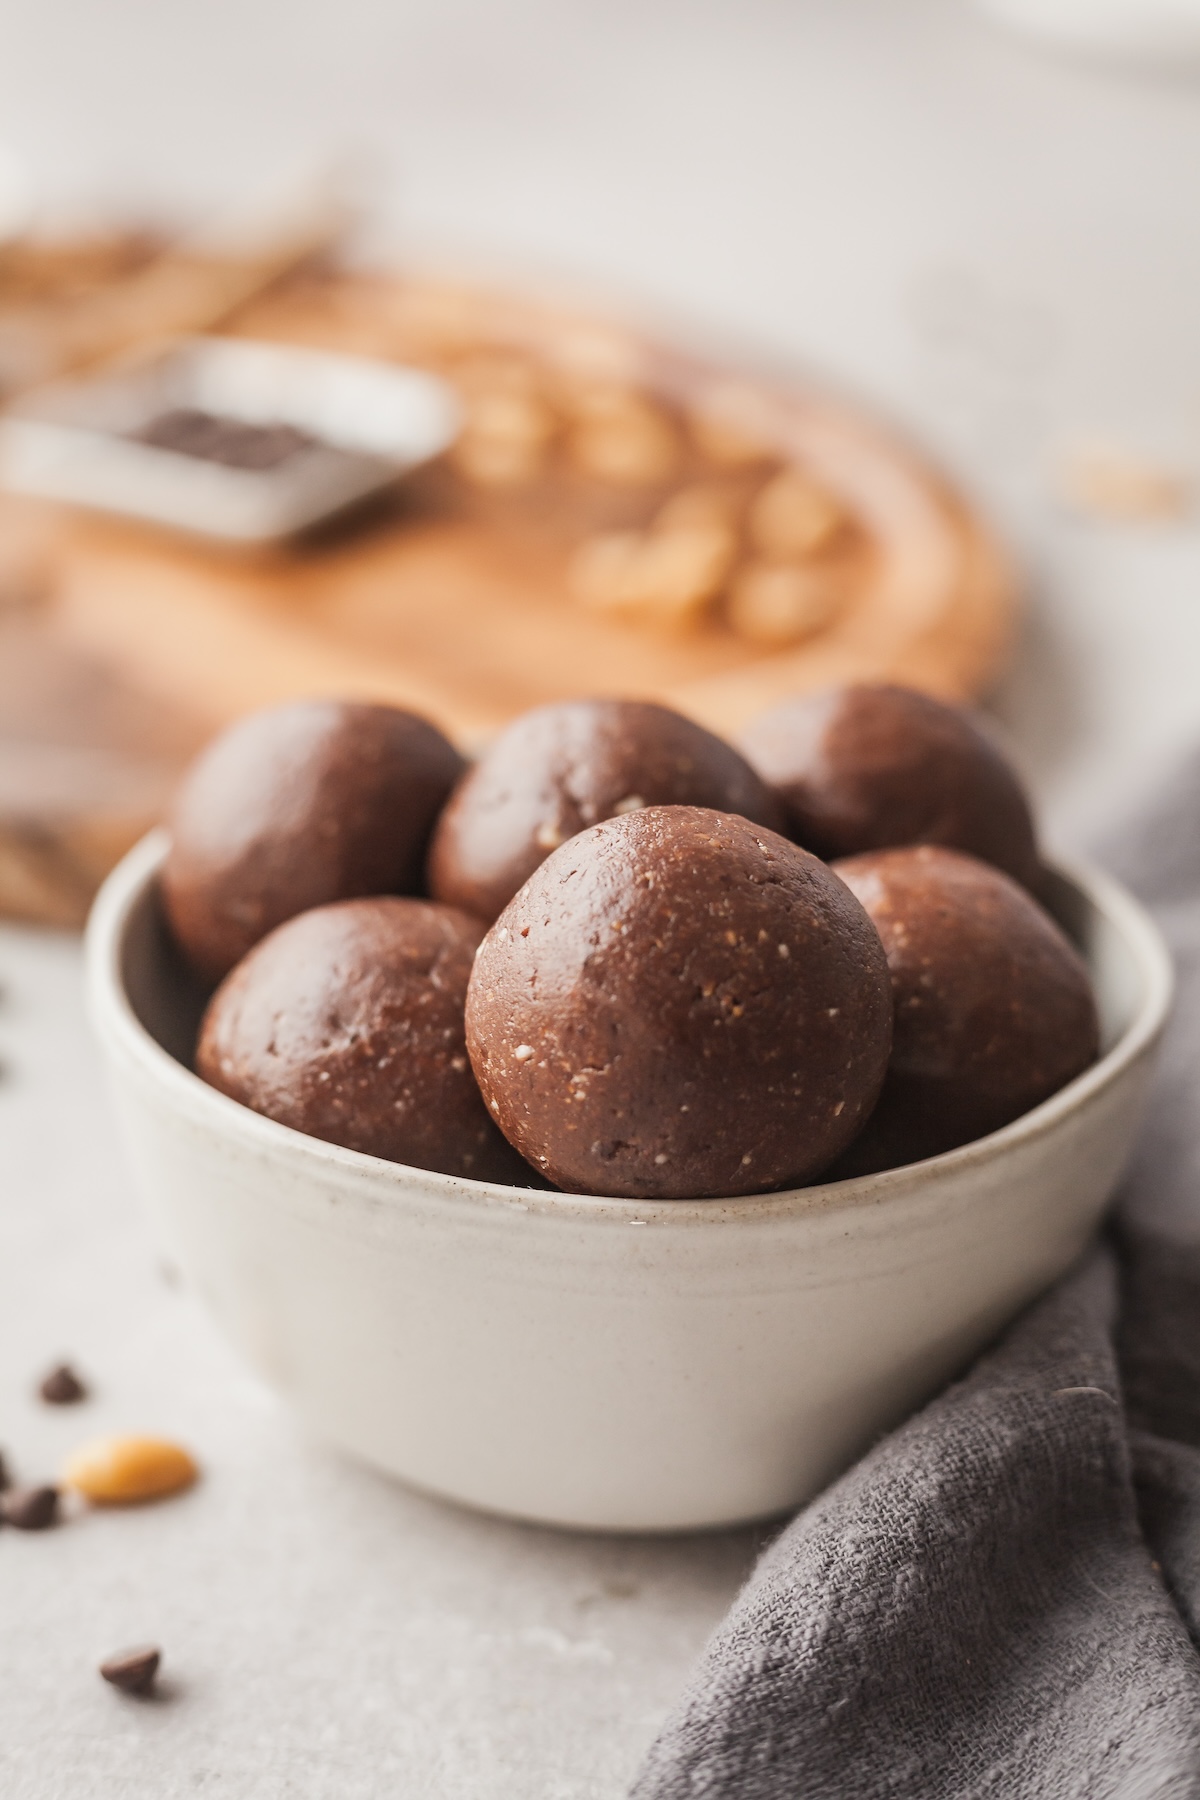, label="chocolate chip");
[39,1363,88,1405]
[2,1485,59,1530]
[99,1646,161,1696]
[133,407,315,470]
